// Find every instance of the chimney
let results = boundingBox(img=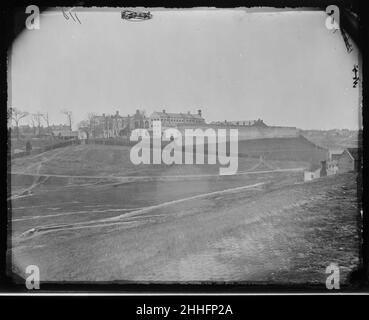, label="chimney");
[136,109,139,114]
[198,109,202,117]
[162,109,166,114]
[187,111,190,114]
[102,113,105,117]
[116,111,119,116]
